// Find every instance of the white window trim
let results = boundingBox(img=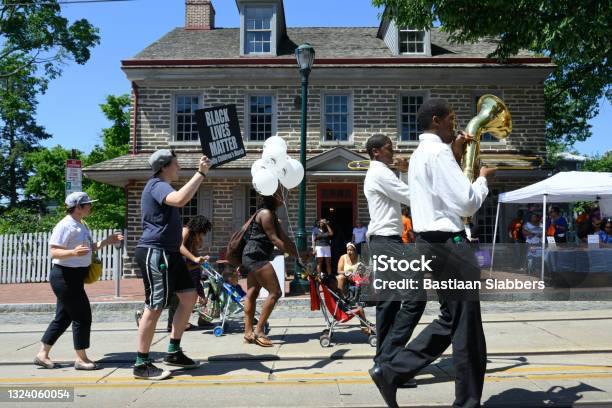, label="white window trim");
[319,91,354,147]
[398,28,431,56]
[471,90,507,146]
[170,91,205,147]
[240,4,277,56]
[243,92,278,145]
[397,90,430,147]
